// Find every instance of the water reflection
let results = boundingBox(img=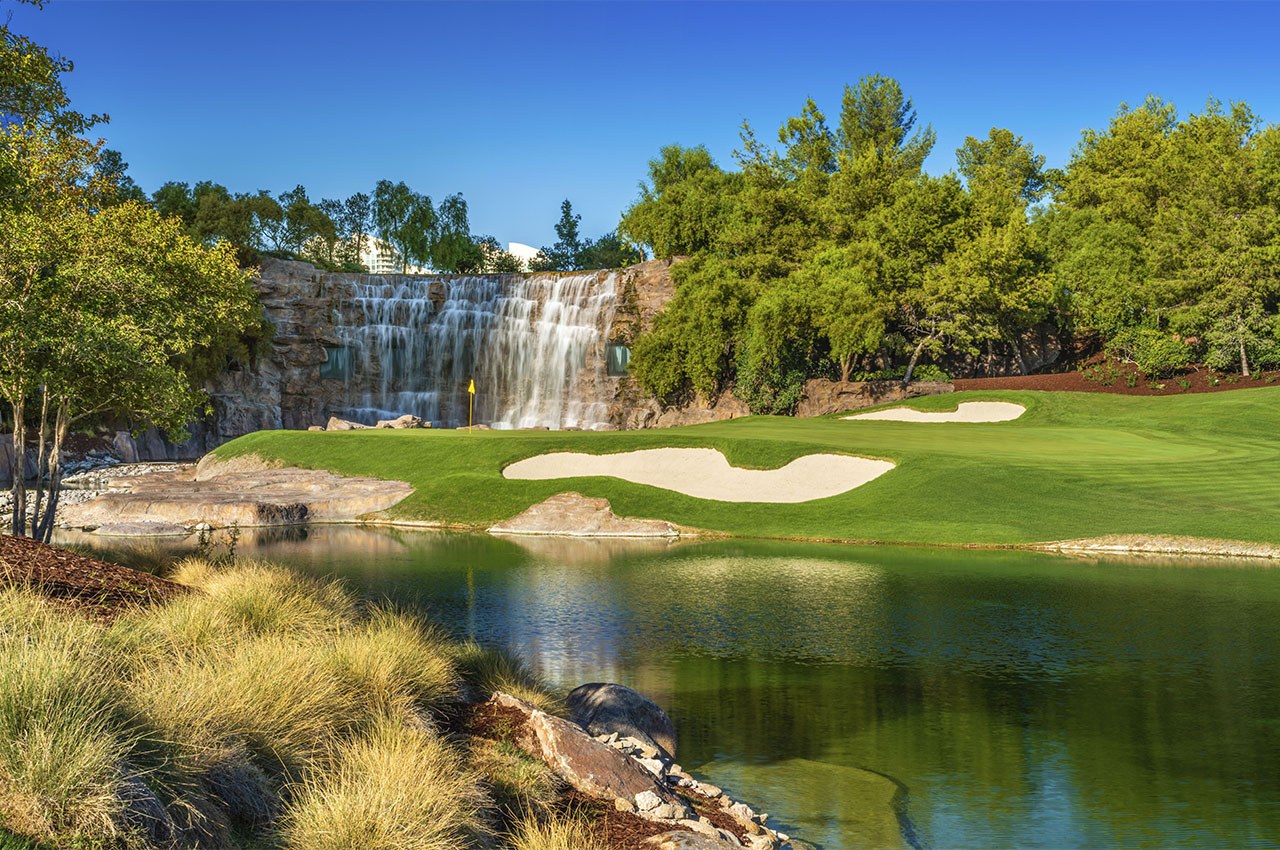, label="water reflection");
[62,527,1280,850]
